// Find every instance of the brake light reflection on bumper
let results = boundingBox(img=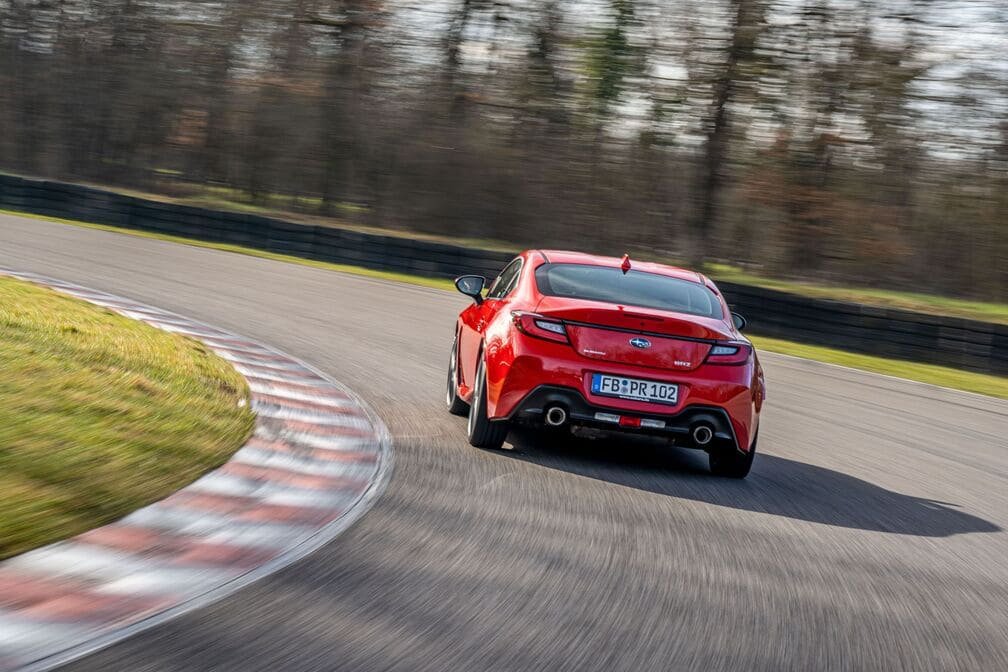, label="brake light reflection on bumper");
[593,412,666,429]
